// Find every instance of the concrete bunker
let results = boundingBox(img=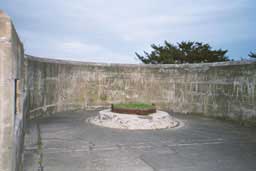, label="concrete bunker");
[0,10,256,171]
